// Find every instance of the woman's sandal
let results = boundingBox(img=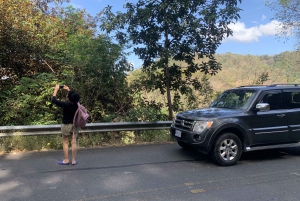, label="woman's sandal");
[58,161,69,165]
